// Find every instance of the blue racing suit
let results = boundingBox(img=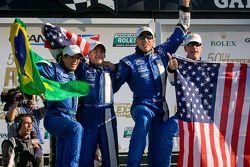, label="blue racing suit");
[76,62,119,167]
[113,24,188,166]
[36,61,83,167]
